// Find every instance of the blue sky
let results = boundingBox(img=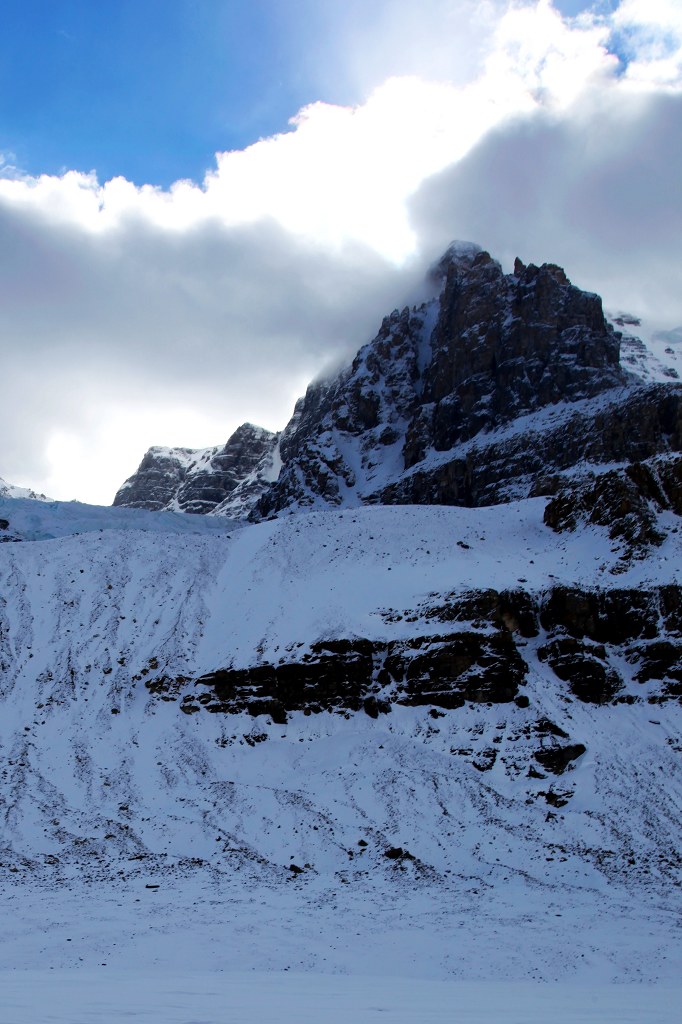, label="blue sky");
[0,0,680,503]
[0,0,611,188]
[0,0,326,185]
